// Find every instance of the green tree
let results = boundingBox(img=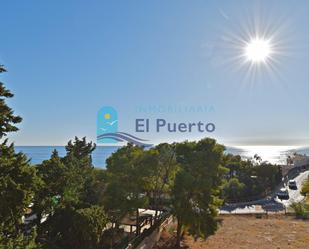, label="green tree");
[144,143,179,220]
[301,178,309,200]
[72,206,108,249]
[105,144,149,236]
[222,154,282,201]
[0,65,38,248]
[0,65,22,138]
[84,168,107,206]
[0,225,37,249]
[61,137,96,207]
[254,162,282,194]
[33,150,66,226]
[40,206,107,249]
[171,138,227,247]
[64,136,96,168]
[35,137,108,249]
[222,177,245,201]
